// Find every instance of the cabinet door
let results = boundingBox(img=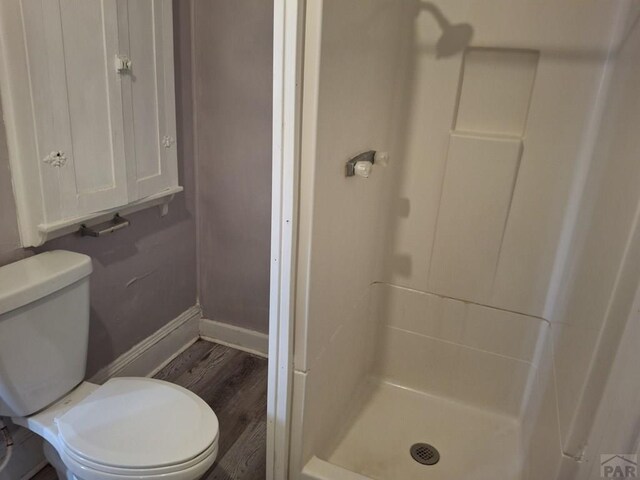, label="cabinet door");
[21,0,129,221]
[118,0,178,201]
